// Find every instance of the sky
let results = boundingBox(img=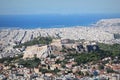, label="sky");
[0,0,120,15]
